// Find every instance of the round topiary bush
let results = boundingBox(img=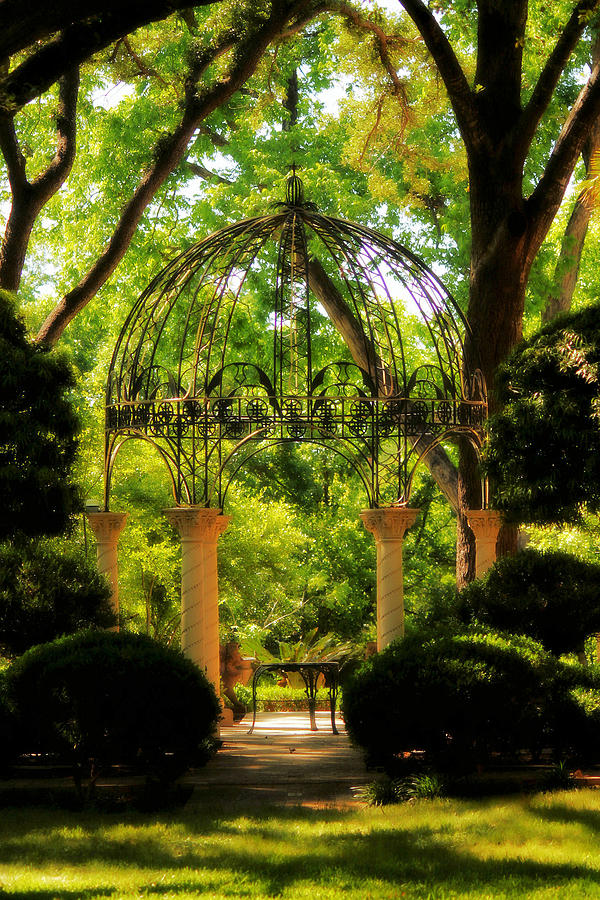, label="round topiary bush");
[455,549,600,655]
[342,625,600,773]
[6,630,220,778]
